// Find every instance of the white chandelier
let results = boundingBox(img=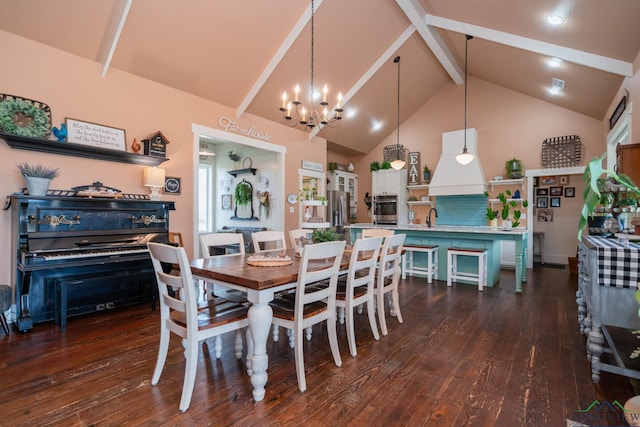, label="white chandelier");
[279,0,343,130]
